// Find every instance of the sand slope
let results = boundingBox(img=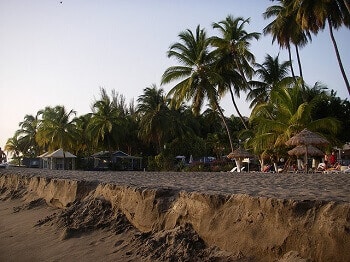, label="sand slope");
[1,168,349,261]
